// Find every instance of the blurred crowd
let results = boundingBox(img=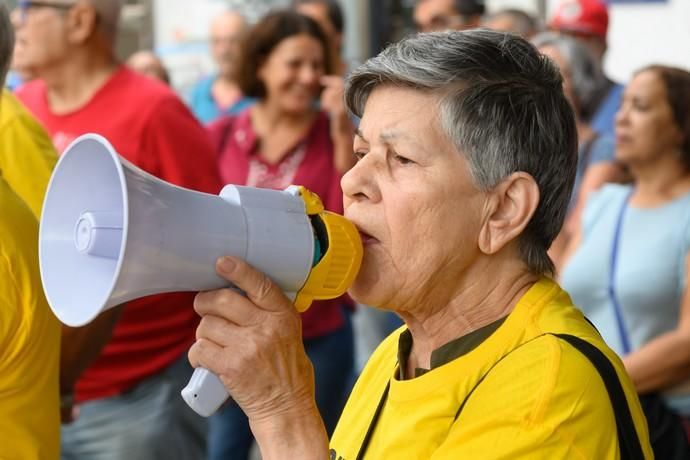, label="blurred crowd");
[2,0,690,459]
